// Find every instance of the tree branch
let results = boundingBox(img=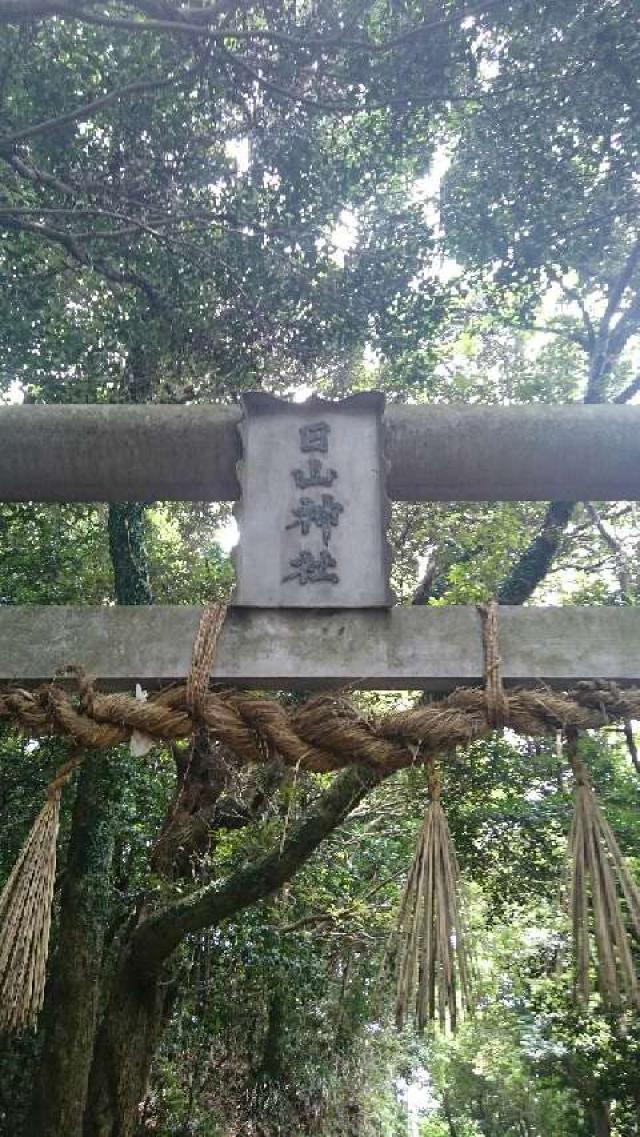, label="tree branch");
[601,237,640,333]
[0,73,183,148]
[214,44,359,115]
[0,0,505,48]
[496,244,640,602]
[614,371,640,404]
[130,764,383,975]
[5,151,77,197]
[584,502,633,599]
[412,554,438,606]
[587,237,640,402]
[0,0,73,18]
[496,500,574,605]
[1,214,162,304]
[546,265,596,351]
[608,289,640,363]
